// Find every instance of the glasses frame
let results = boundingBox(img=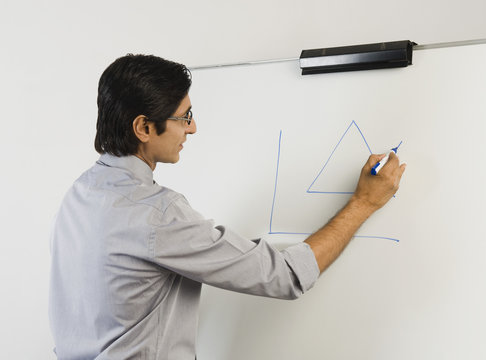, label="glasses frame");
[167,109,193,126]
[144,109,193,126]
